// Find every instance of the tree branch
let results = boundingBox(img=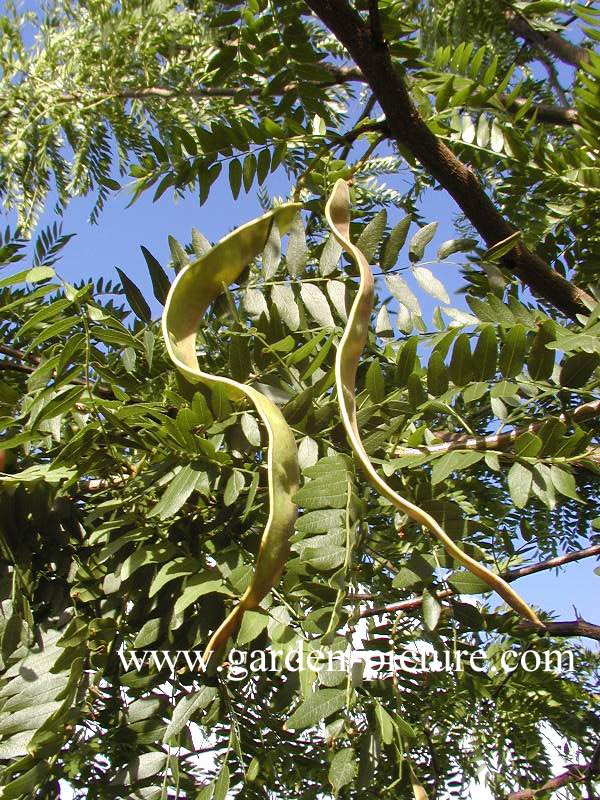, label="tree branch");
[500,94,578,126]
[302,0,593,320]
[359,544,600,619]
[0,349,115,399]
[506,761,598,799]
[518,618,600,642]
[395,399,600,457]
[504,8,590,67]
[34,63,578,127]
[0,360,34,375]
